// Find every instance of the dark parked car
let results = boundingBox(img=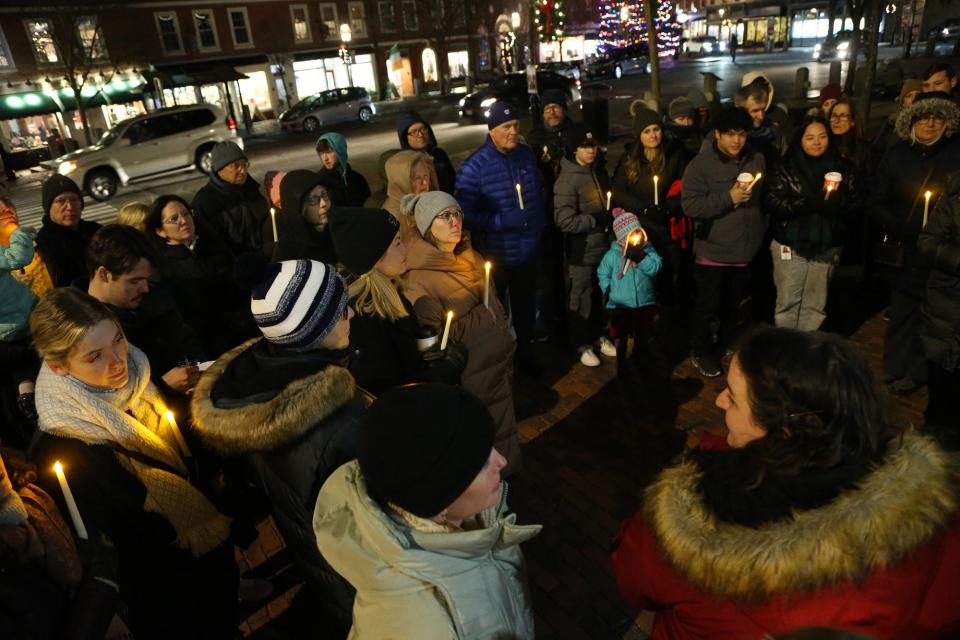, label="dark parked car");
[457,71,581,122]
[538,61,581,81]
[584,43,650,79]
[278,86,375,132]
[813,30,865,62]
